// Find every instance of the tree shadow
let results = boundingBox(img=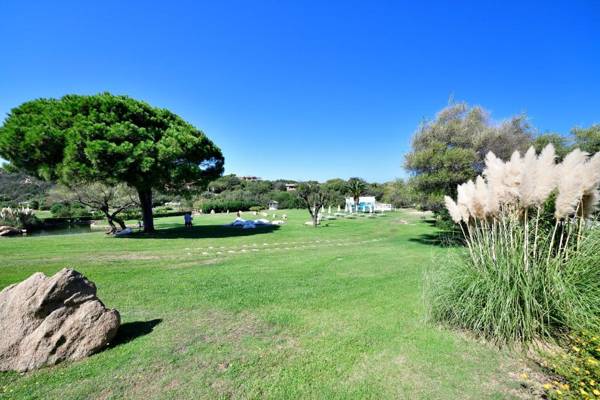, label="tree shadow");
[109,319,163,348]
[408,231,466,248]
[127,224,280,239]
